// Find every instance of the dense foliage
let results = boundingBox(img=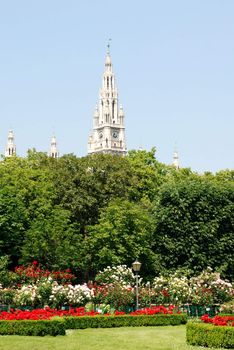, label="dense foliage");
[0,149,233,281]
